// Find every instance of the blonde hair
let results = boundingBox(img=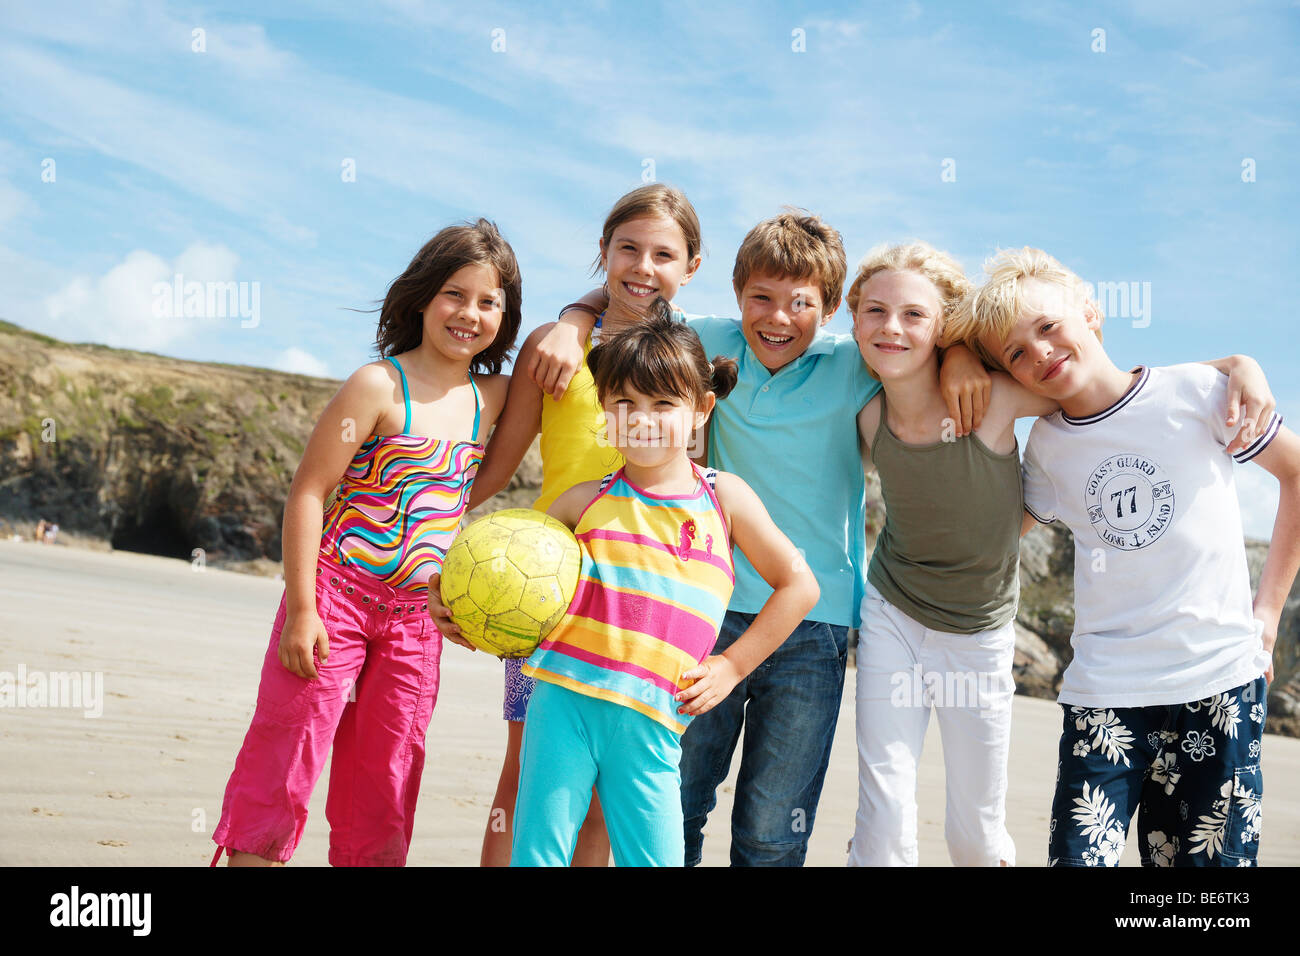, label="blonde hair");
[731,208,847,313]
[594,183,702,273]
[845,241,970,378]
[947,247,1102,371]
